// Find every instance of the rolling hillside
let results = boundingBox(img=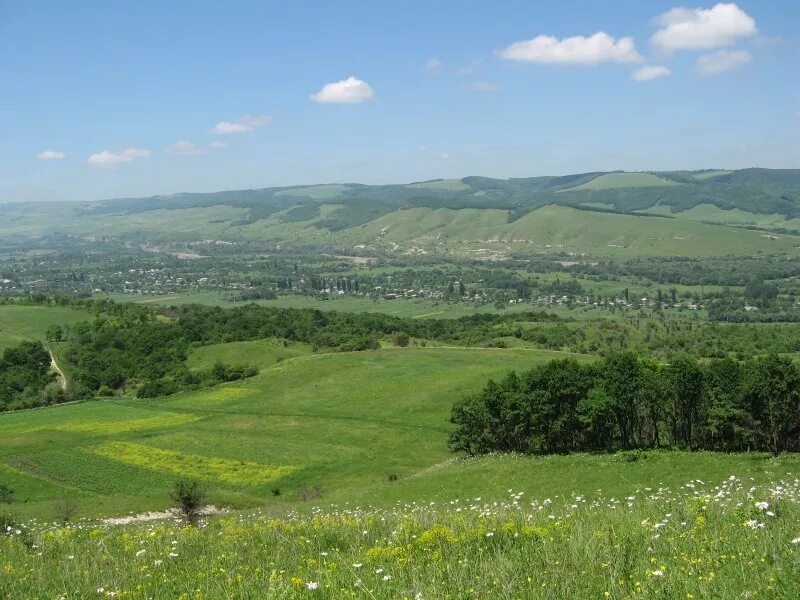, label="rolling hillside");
[1,168,799,257]
[0,345,591,518]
